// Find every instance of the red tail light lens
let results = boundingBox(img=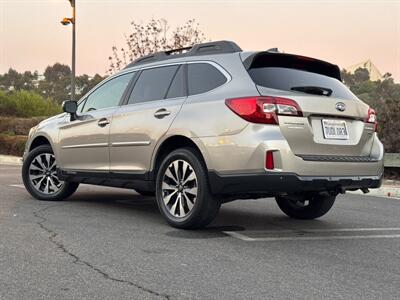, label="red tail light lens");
[366,107,378,131]
[265,151,274,170]
[225,96,302,125]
